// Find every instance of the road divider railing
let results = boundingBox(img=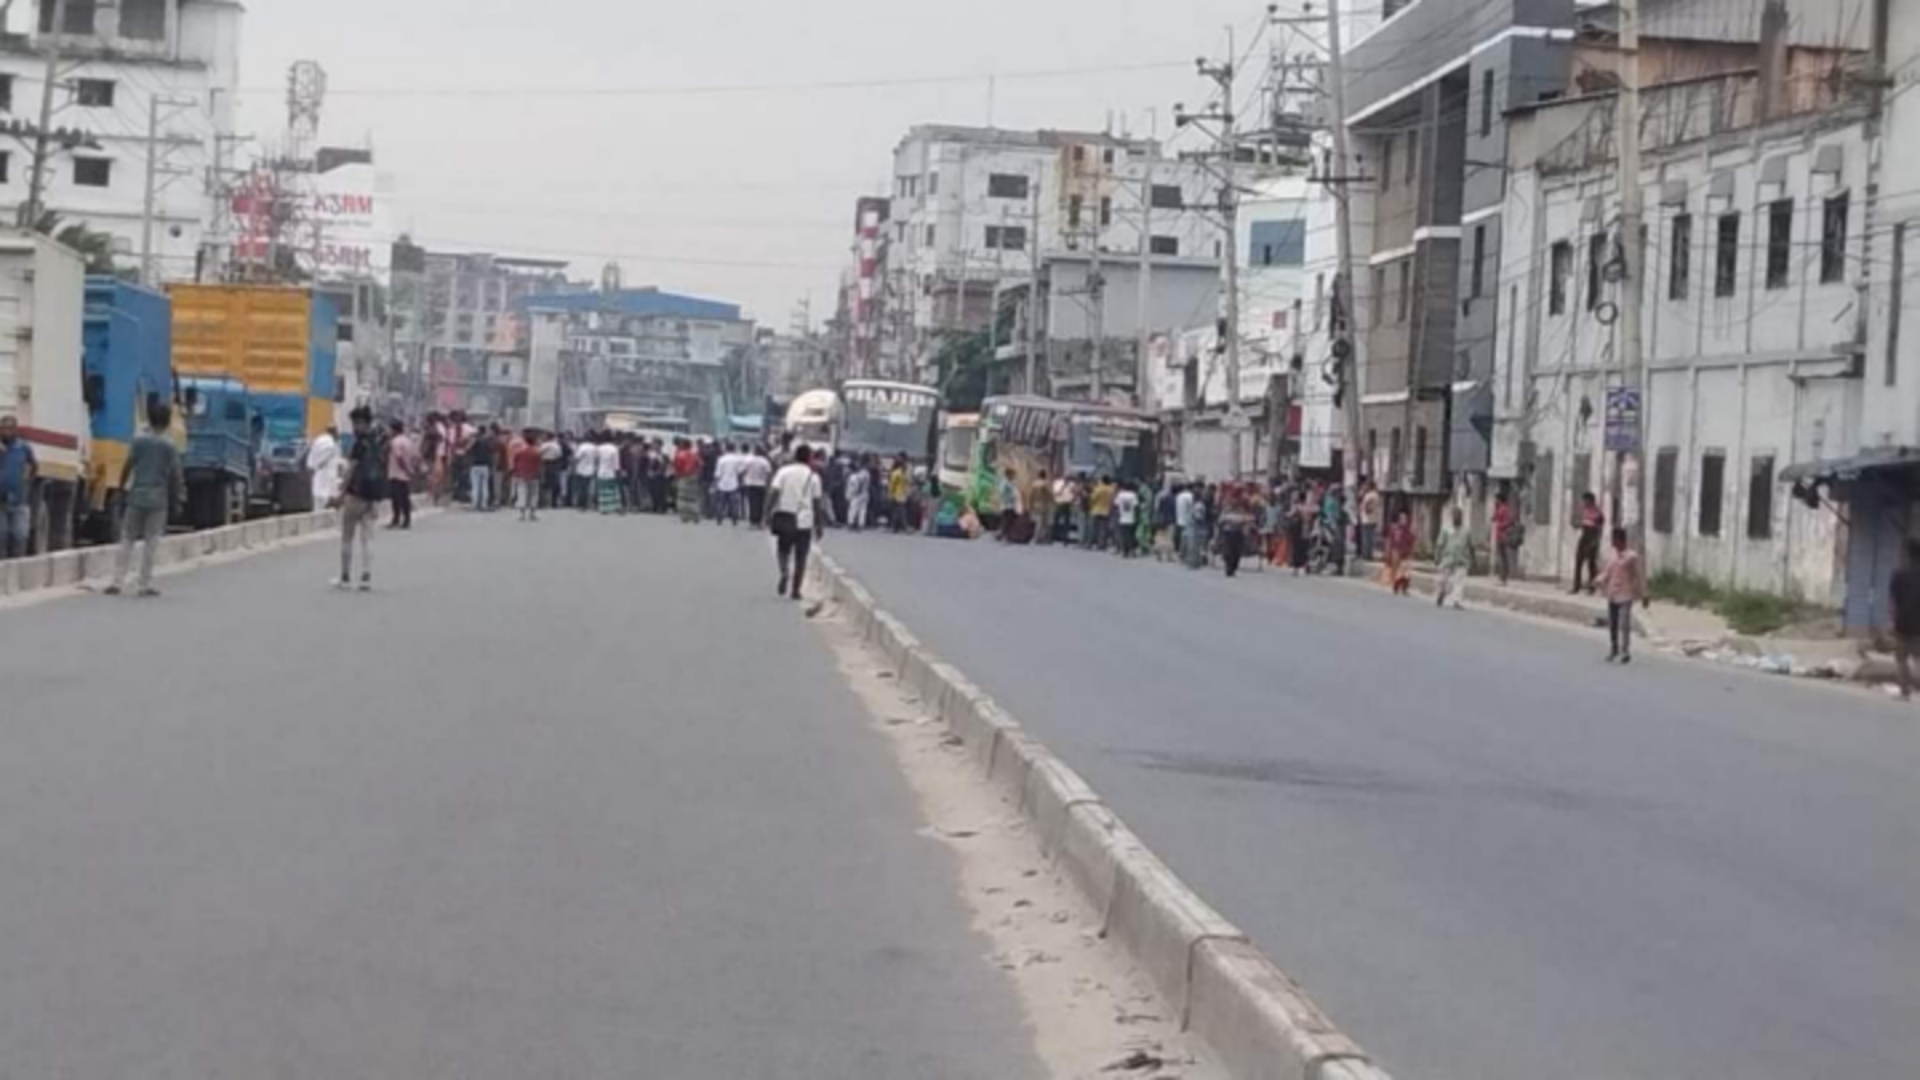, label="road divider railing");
[0,510,341,599]
[818,553,1398,1080]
